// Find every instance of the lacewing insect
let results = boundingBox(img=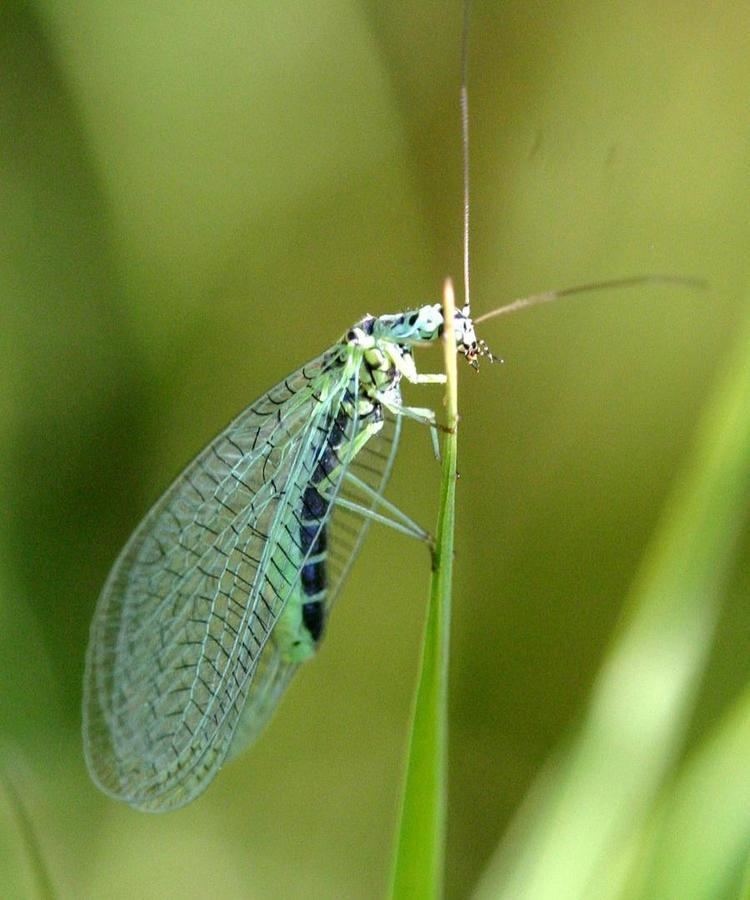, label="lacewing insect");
[82,5,693,813]
[84,294,494,810]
